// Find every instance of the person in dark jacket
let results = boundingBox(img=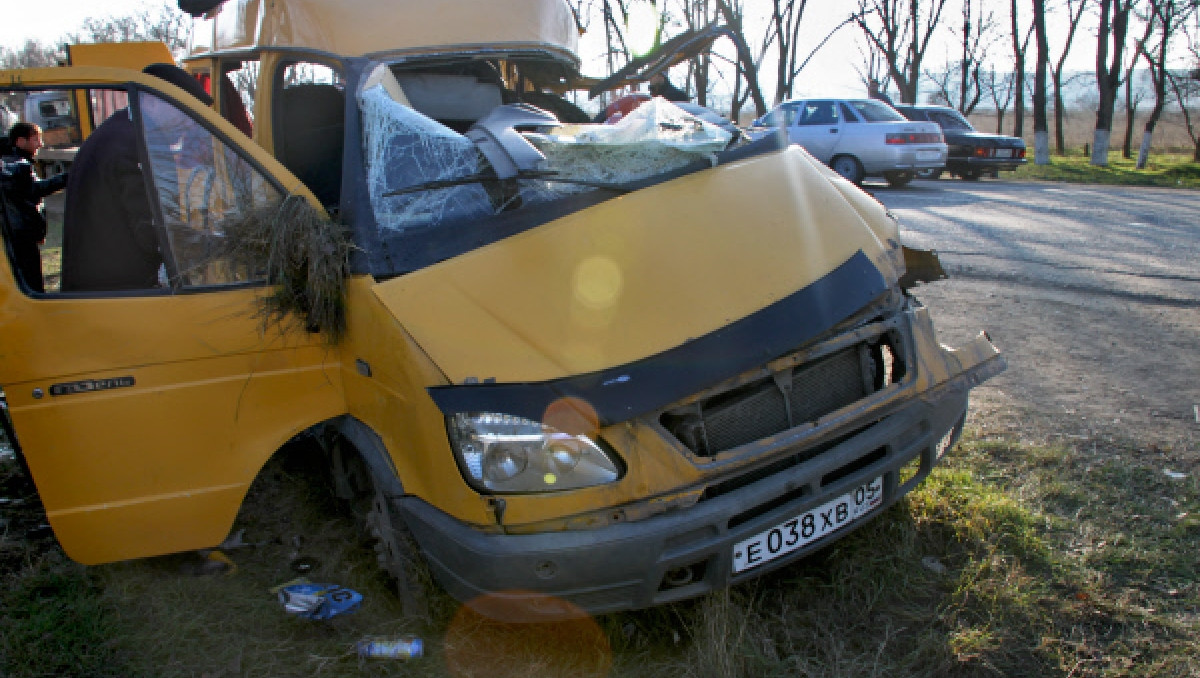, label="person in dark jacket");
[61,63,213,292]
[648,73,690,102]
[2,123,68,292]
